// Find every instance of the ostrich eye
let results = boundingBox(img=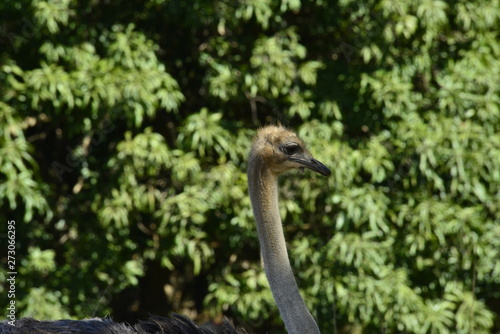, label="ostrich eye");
[280,143,300,155]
